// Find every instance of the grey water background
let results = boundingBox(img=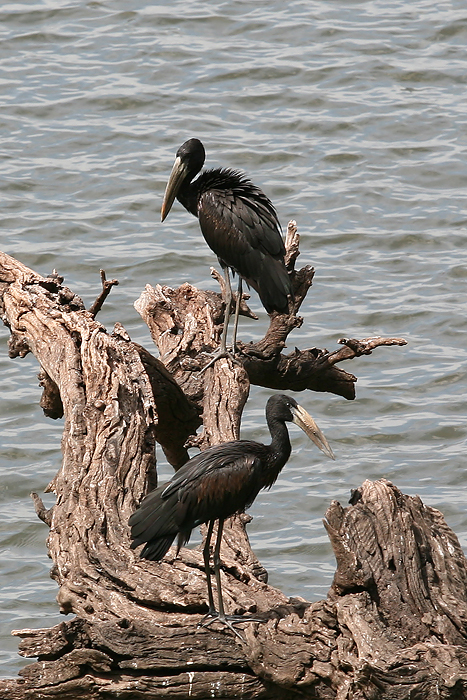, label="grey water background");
[0,0,466,677]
